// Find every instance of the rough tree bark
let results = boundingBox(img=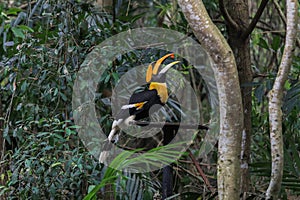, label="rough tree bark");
[177,1,244,199]
[221,0,269,196]
[266,0,298,199]
[220,0,252,195]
